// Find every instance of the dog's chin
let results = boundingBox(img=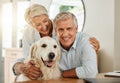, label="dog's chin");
[41,58,54,68]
